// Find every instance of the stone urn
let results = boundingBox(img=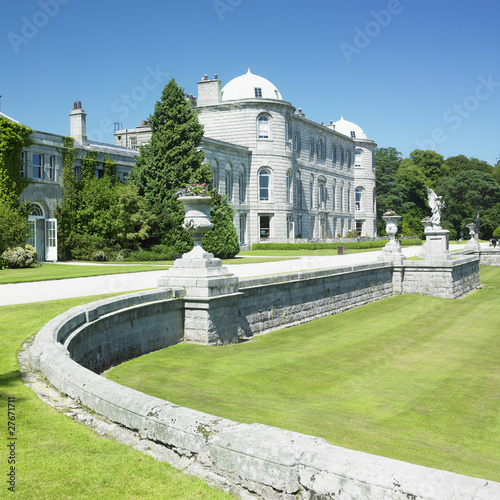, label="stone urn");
[378,215,405,263]
[383,215,401,241]
[464,223,480,252]
[179,195,213,259]
[421,218,433,233]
